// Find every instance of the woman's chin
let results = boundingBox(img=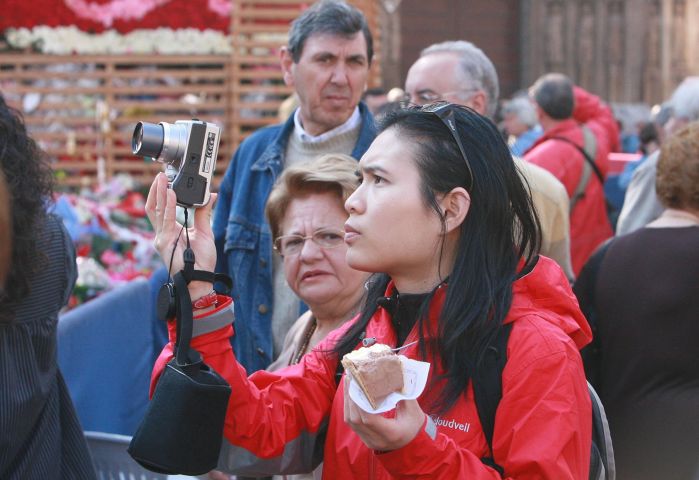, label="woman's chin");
[297,281,339,303]
[346,249,367,270]
[298,291,337,311]
[346,255,380,274]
